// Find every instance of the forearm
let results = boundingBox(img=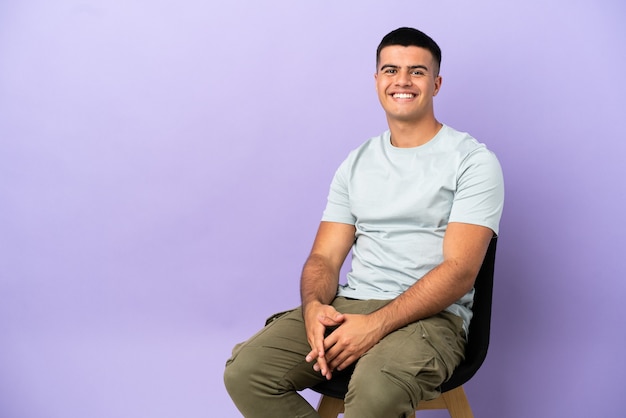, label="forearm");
[370,223,492,336]
[300,253,340,311]
[370,260,475,336]
[301,252,346,380]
